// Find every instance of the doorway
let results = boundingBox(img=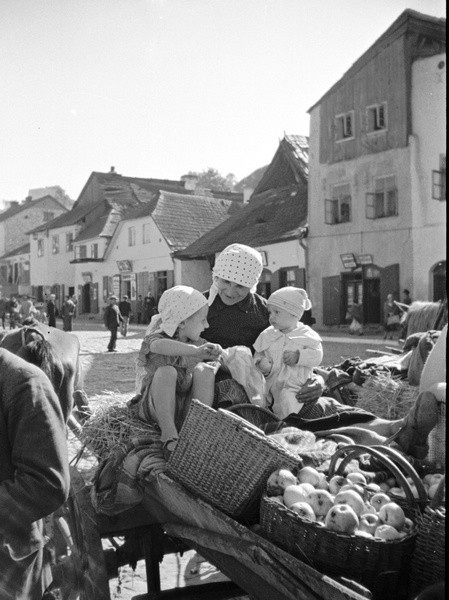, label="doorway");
[82,283,91,313]
[432,261,446,301]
